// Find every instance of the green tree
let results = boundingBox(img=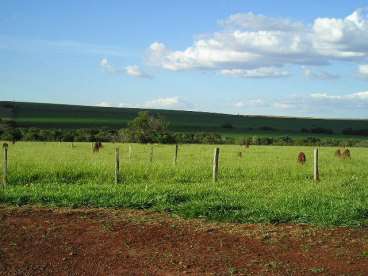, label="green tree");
[120,111,174,143]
